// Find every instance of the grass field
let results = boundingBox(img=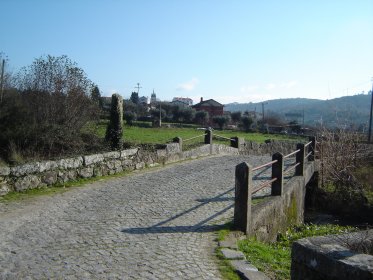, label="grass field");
[92,120,303,145]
